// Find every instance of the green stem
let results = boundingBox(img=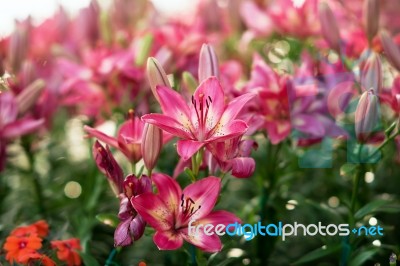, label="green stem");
[105,247,120,266]
[24,141,46,217]
[367,130,399,160]
[131,162,136,175]
[192,148,204,178]
[190,244,198,266]
[257,142,281,265]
